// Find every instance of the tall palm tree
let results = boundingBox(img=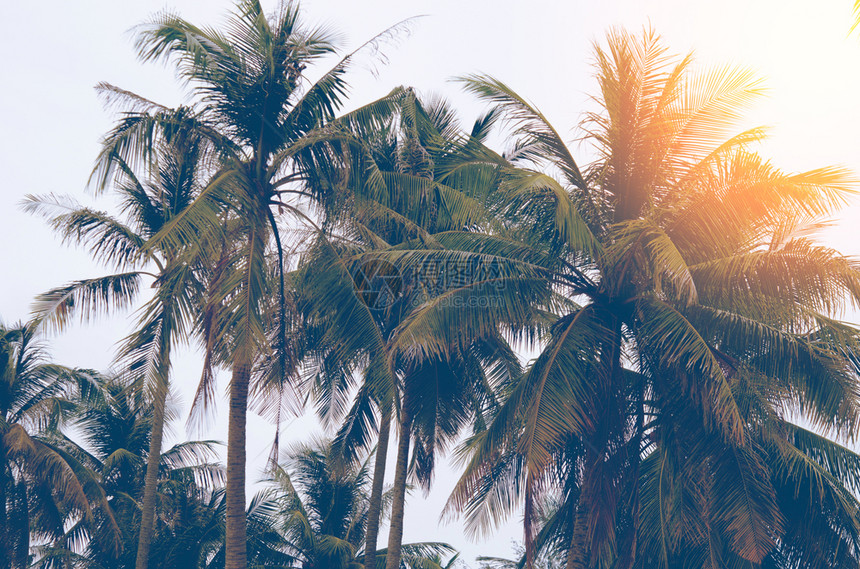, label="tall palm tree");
[0,321,117,569]
[24,100,209,569]
[119,3,410,568]
[294,90,520,569]
[423,29,860,568]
